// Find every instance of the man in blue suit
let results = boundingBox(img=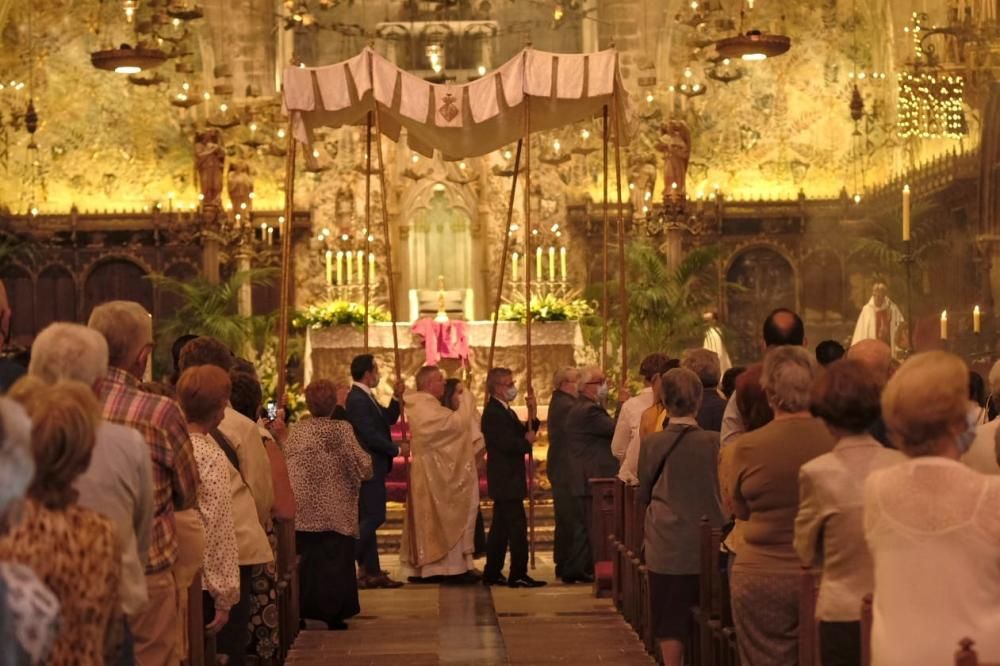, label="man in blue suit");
[346,354,405,589]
